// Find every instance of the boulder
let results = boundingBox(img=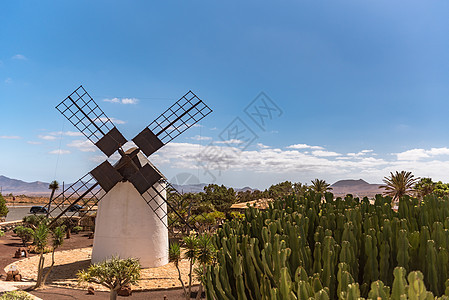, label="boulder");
[87,286,95,295]
[117,284,132,296]
[14,274,22,281]
[14,248,28,258]
[5,271,13,281]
